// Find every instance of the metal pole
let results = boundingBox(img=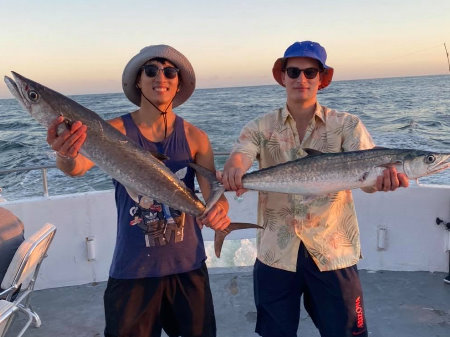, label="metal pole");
[42,168,49,197]
[444,43,450,72]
